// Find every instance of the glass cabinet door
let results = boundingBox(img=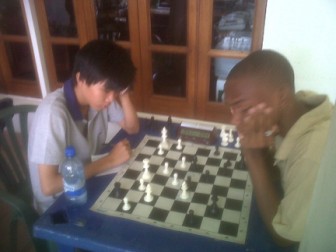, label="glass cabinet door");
[0,0,39,97]
[138,0,197,117]
[197,0,267,122]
